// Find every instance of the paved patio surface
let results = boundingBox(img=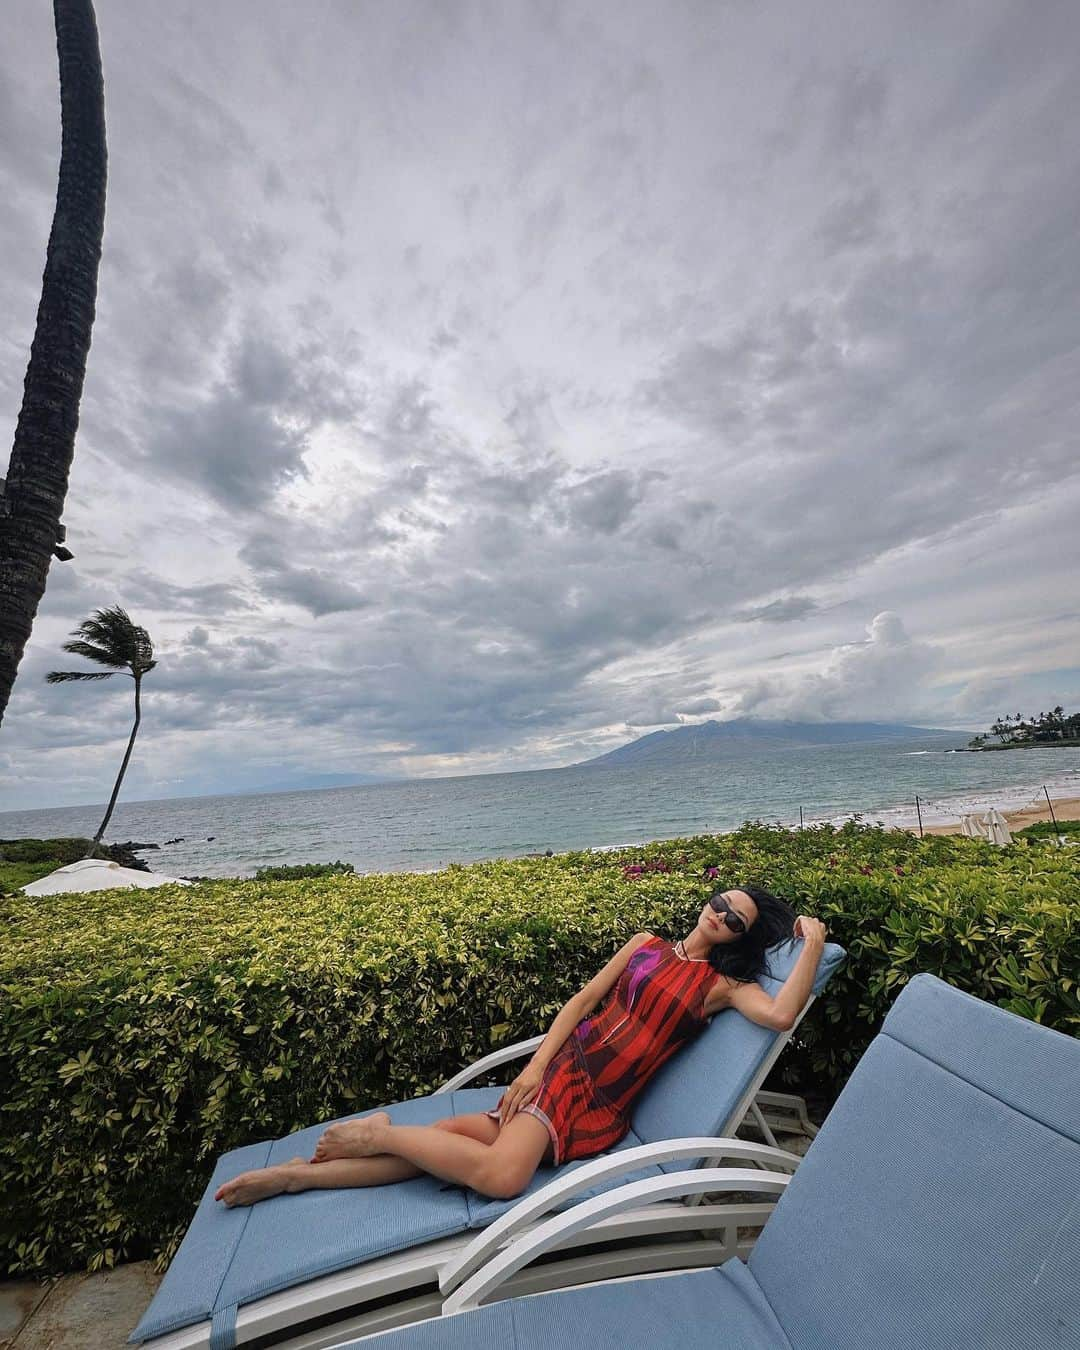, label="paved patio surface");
[0,1262,160,1349]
